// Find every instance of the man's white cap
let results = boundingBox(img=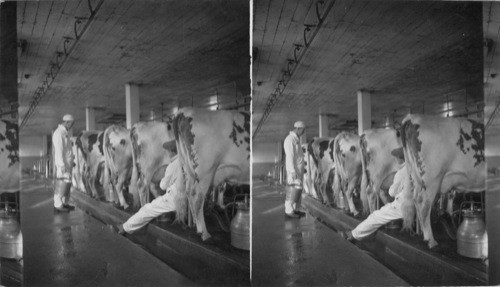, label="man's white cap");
[62,114,74,122]
[294,121,305,128]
